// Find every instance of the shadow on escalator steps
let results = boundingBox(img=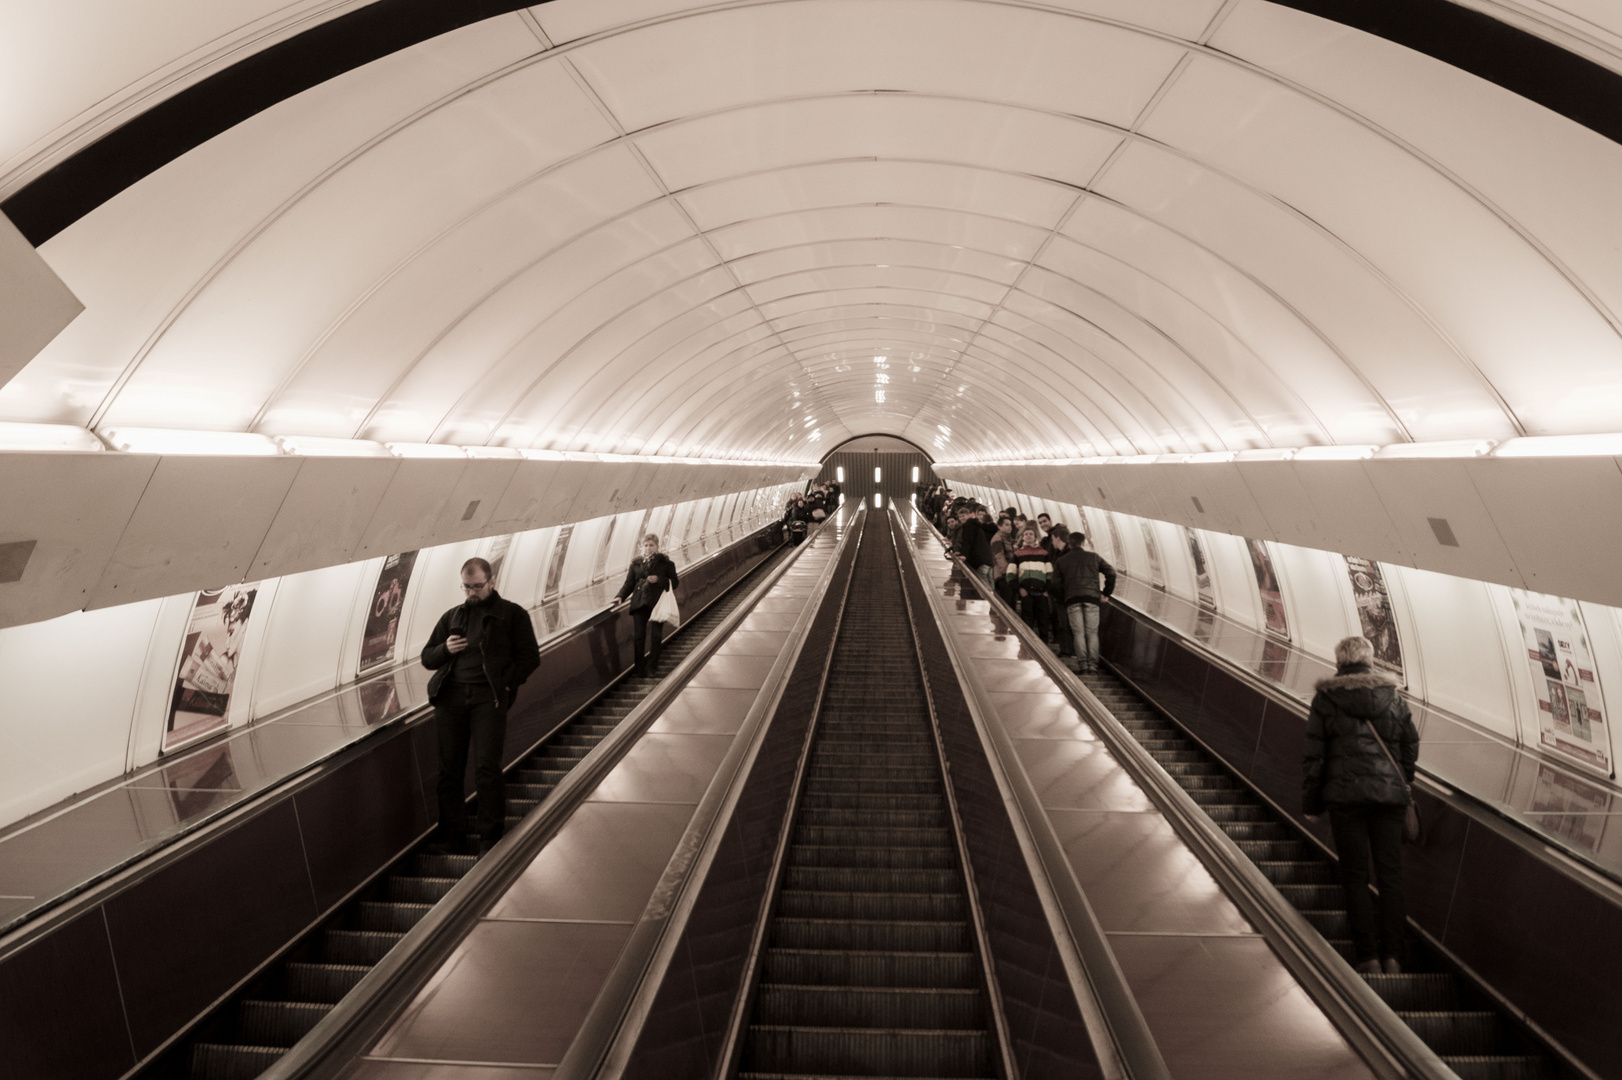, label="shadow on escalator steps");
[1082,666,1567,1080]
